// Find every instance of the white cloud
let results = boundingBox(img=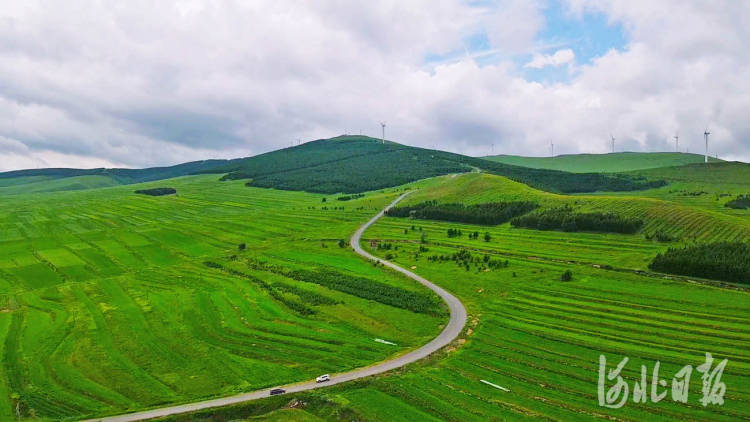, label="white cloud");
[0,0,747,170]
[524,49,576,69]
